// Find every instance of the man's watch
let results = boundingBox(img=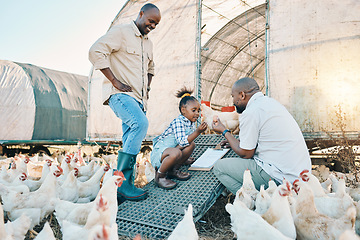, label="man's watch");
[222,129,230,136]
